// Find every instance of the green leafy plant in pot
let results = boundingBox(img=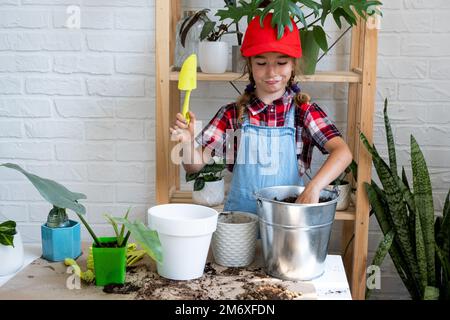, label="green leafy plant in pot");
[0,163,86,262]
[182,9,238,73]
[186,158,226,207]
[328,160,357,211]
[249,0,383,74]
[215,0,266,72]
[0,220,24,276]
[360,99,450,300]
[86,208,163,286]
